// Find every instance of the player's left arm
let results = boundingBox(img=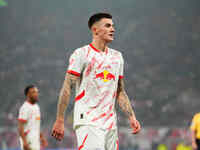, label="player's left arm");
[40,132,48,147]
[116,78,141,134]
